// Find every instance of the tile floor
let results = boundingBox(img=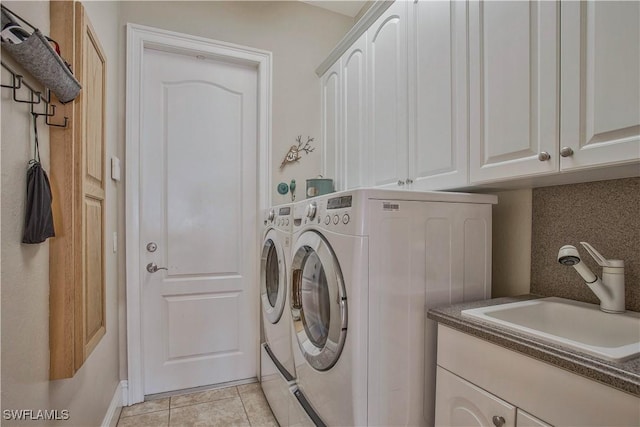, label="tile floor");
[117,382,278,427]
